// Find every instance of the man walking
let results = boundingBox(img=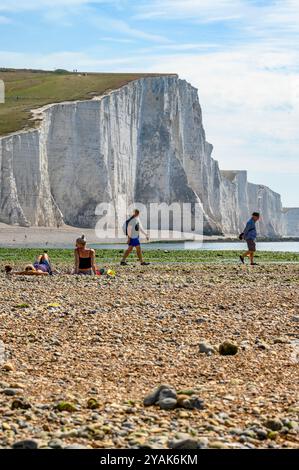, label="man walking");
[121,209,150,266]
[239,212,260,266]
